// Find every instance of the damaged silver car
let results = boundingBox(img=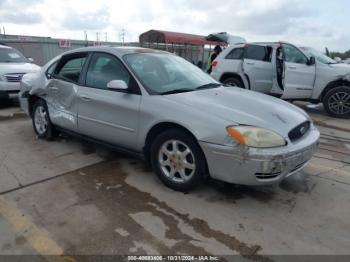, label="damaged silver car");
[19,47,320,191]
